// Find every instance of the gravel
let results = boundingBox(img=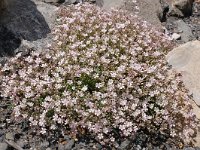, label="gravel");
[163,1,200,44]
